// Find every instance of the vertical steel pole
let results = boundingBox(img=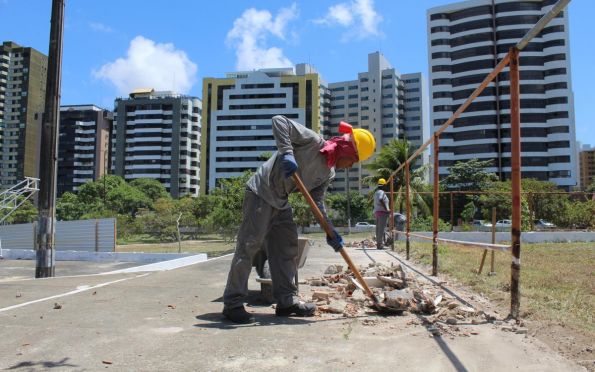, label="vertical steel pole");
[405,164,411,259]
[490,207,497,274]
[389,176,395,251]
[432,134,440,276]
[450,191,454,231]
[509,48,522,319]
[36,0,65,278]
